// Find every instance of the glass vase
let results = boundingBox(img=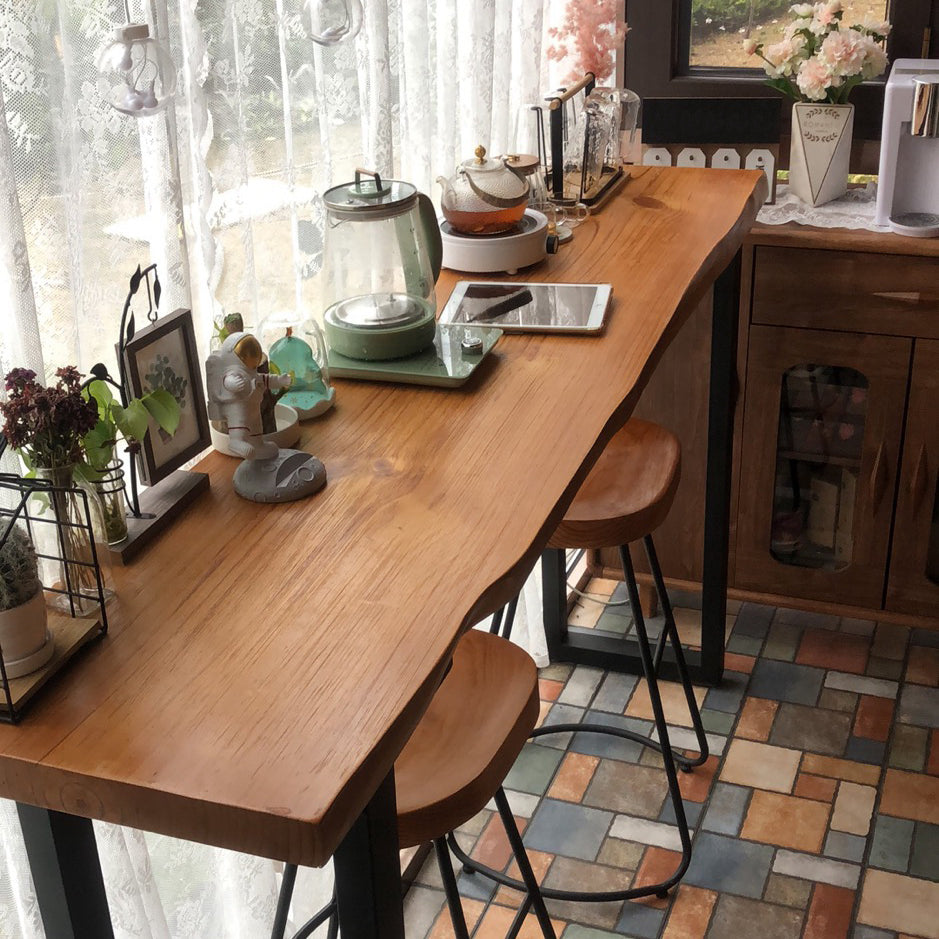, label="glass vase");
[93,459,129,545]
[31,465,107,615]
